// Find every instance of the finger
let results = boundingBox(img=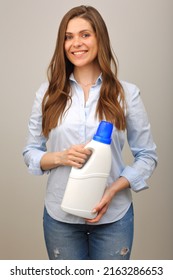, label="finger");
[92,199,106,214]
[74,144,92,155]
[76,148,92,157]
[69,147,91,159]
[64,160,83,168]
[73,151,89,160]
[69,154,86,162]
[86,205,108,223]
[86,211,103,224]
